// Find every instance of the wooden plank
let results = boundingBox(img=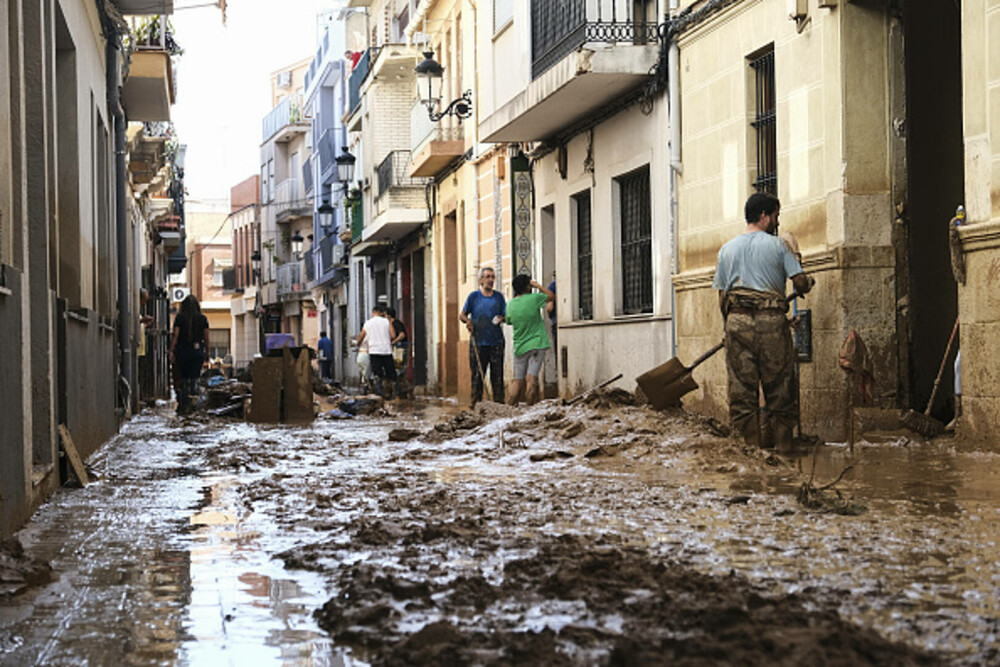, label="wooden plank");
[58,424,90,487]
